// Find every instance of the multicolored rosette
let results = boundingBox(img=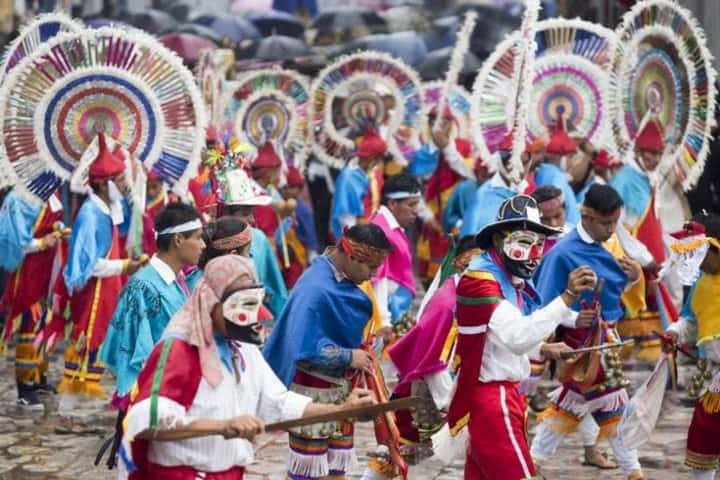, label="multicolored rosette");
[609,0,717,190]
[222,68,310,169]
[309,51,424,168]
[197,48,236,128]
[0,12,83,84]
[472,17,616,169]
[0,27,207,206]
[422,81,472,140]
